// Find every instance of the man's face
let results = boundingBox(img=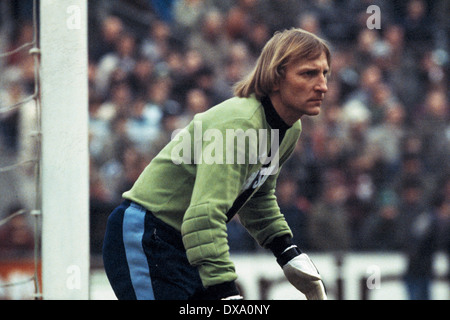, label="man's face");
[270,52,329,124]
